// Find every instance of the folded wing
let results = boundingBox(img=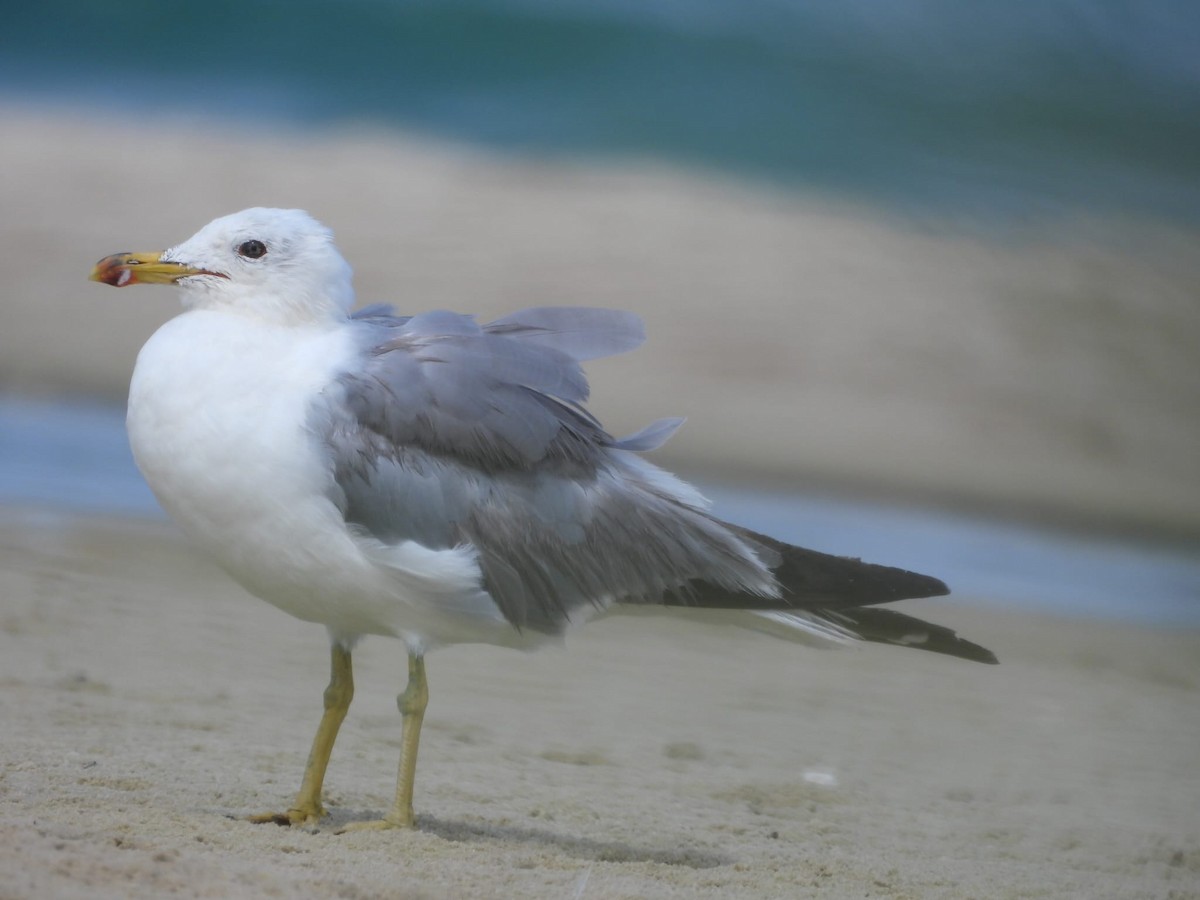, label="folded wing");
[310,306,995,663]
